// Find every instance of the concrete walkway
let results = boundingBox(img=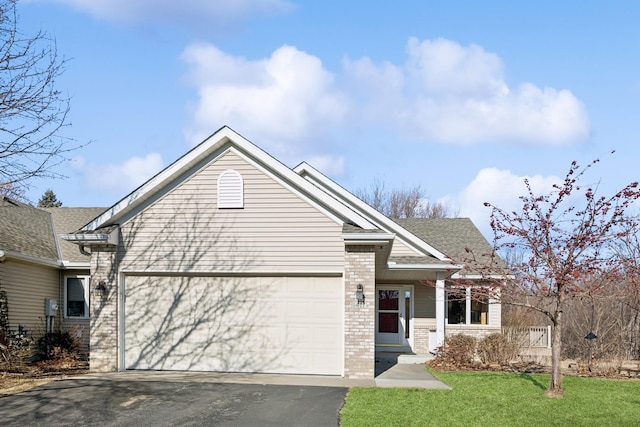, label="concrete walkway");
[74,353,450,390]
[375,363,451,389]
[374,352,451,389]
